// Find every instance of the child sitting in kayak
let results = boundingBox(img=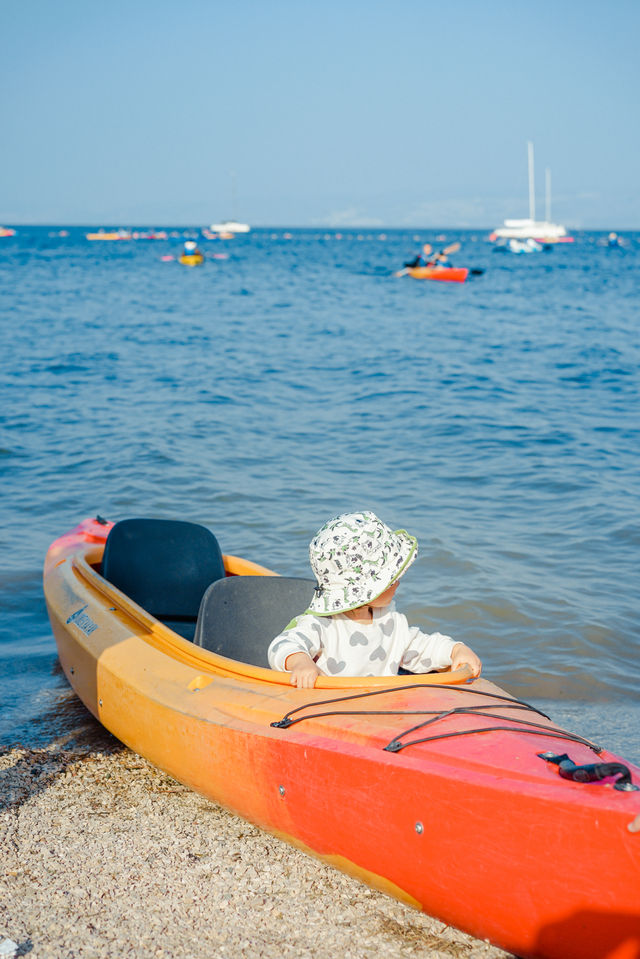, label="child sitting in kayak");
[183,240,202,257]
[268,511,482,688]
